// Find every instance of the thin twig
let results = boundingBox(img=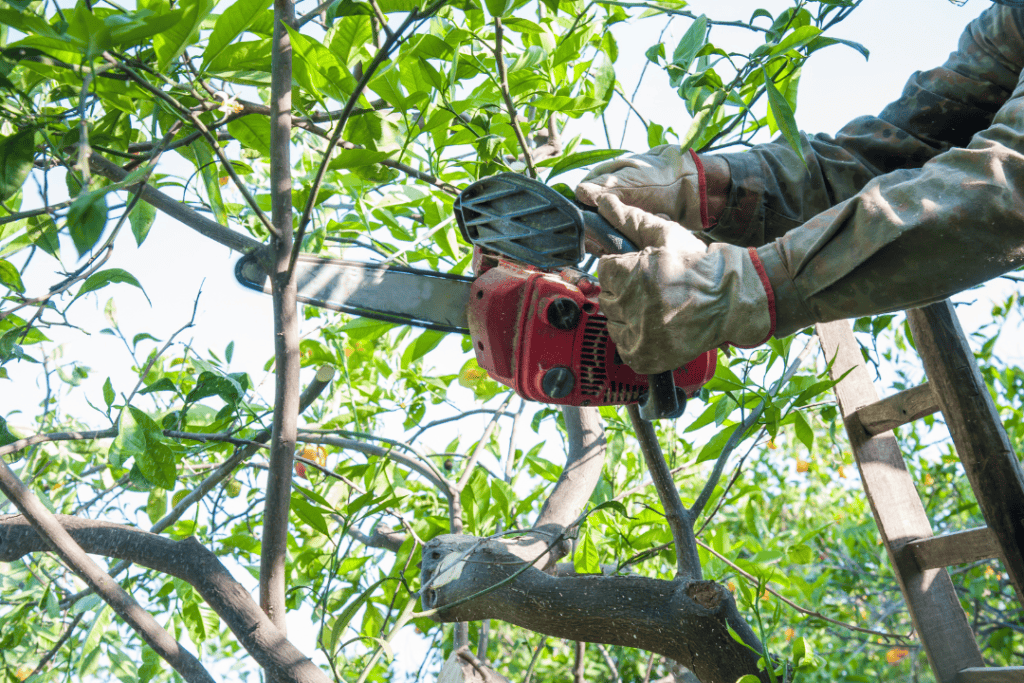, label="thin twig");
[494,17,537,178]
